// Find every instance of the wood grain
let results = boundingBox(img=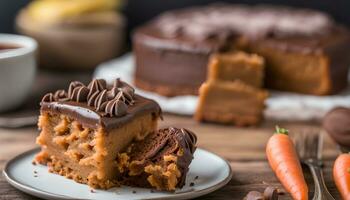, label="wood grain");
[0,114,341,199]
